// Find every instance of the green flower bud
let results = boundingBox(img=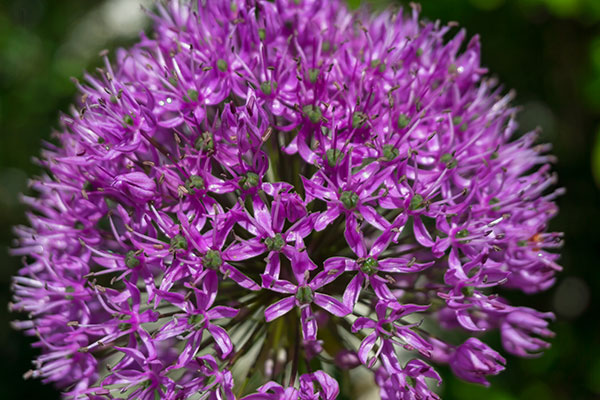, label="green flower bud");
[455,229,469,239]
[203,250,222,270]
[260,80,277,96]
[441,153,457,169]
[398,113,410,129]
[303,104,322,124]
[308,68,320,84]
[188,313,205,326]
[240,172,260,190]
[170,234,188,251]
[265,233,285,251]
[352,112,367,129]
[125,250,140,268]
[410,194,424,210]
[360,257,378,275]
[187,89,199,102]
[326,148,343,167]
[383,144,399,161]
[489,197,501,211]
[340,190,359,209]
[296,286,314,304]
[185,175,205,194]
[195,131,214,152]
[217,59,228,72]
[123,114,134,126]
[65,285,75,300]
